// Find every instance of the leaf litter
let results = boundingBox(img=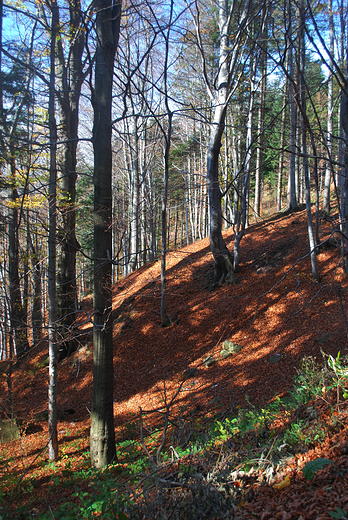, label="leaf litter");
[1,208,348,518]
